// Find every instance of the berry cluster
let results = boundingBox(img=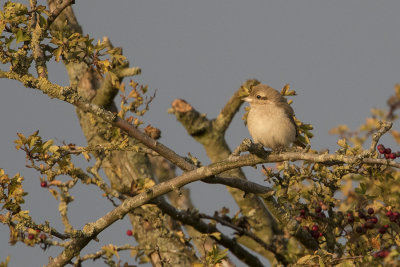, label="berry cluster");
[298,205,395,258]
[296,202,329,240]
[377,144,399,159]
[303,224,323,240]
[354,208,380,234]
[386,210,400,223]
